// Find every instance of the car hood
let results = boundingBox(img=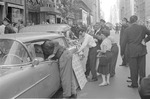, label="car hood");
[0,68,11,76]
